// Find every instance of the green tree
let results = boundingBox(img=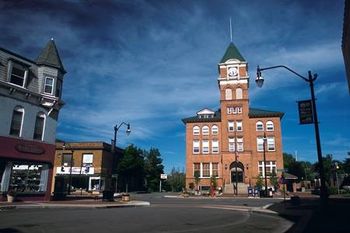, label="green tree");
[270,170,278,189]
[256,175,263,189]
[144,148,164,192]
[117,145,145,192]
[166,167,185,192]
[210,176,217,190]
